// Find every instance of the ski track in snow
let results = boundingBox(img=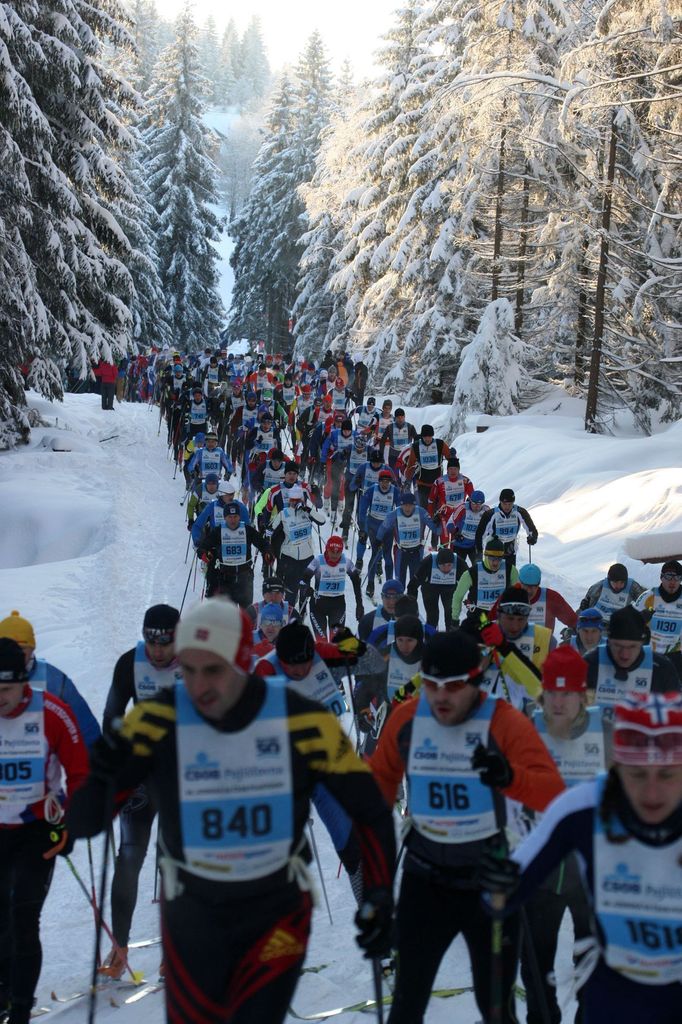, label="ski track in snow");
[0,391,680,1022]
